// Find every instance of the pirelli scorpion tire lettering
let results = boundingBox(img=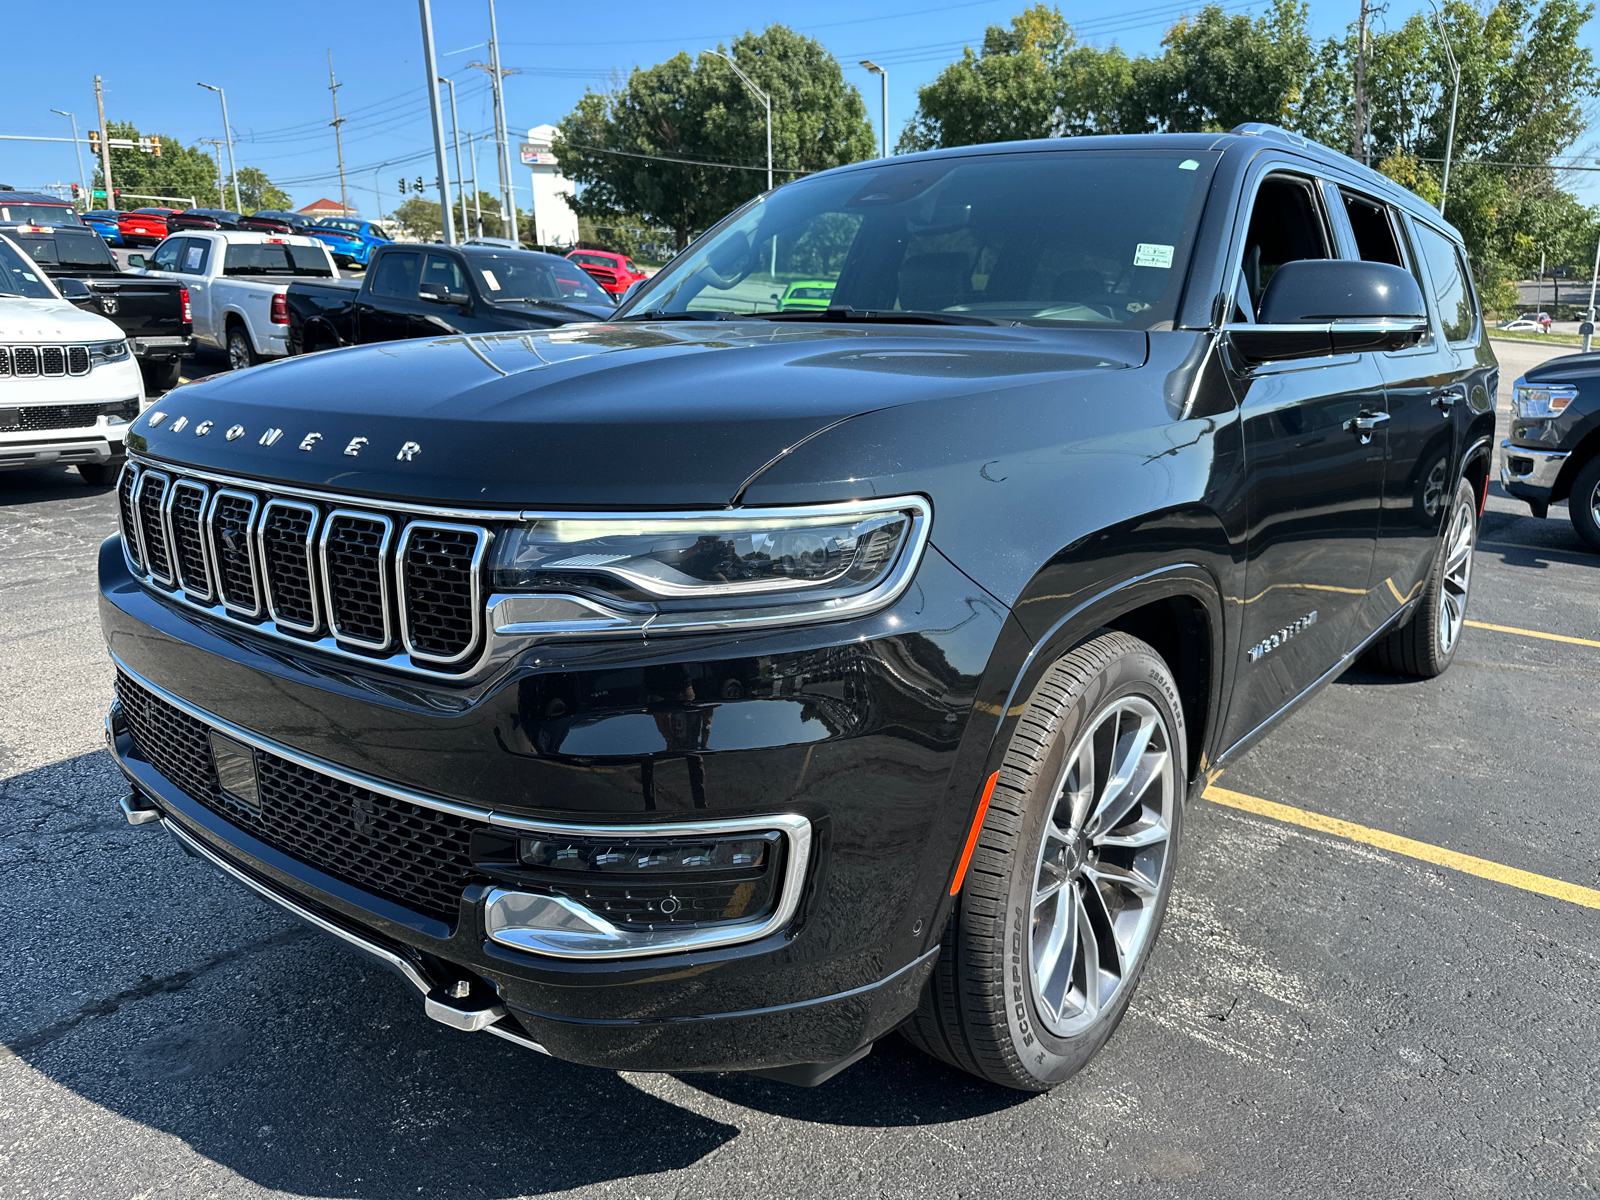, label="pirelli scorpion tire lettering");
[902,631,1185,1091]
